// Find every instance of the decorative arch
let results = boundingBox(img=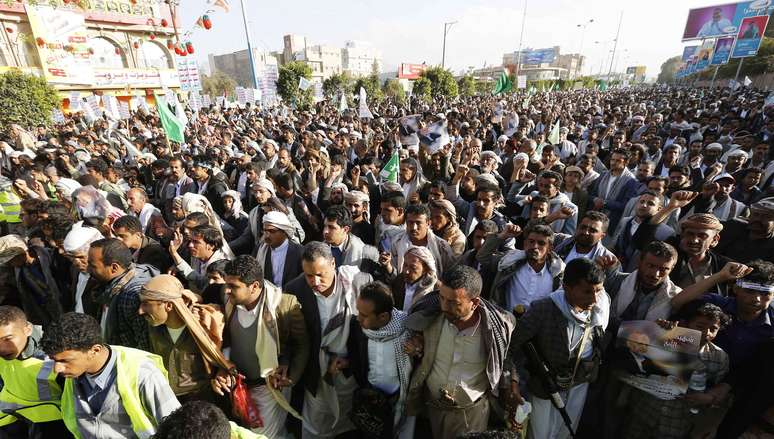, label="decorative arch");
[136,40,172,70]
[89,36,127,69]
